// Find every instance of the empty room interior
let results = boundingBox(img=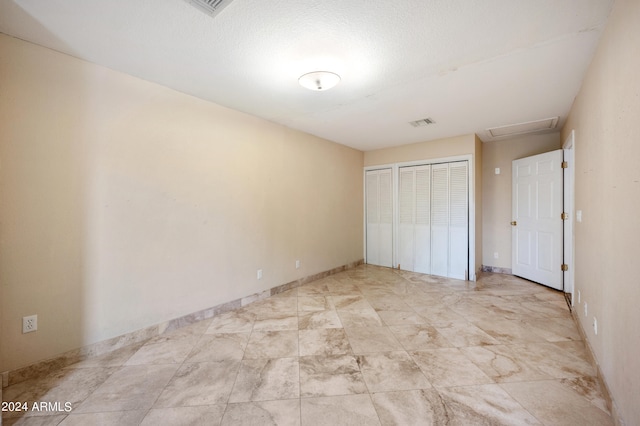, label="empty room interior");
[0,0,639,425]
